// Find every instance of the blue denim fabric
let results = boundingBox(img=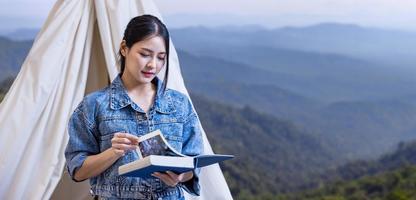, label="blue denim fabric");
[65,75,203,199]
